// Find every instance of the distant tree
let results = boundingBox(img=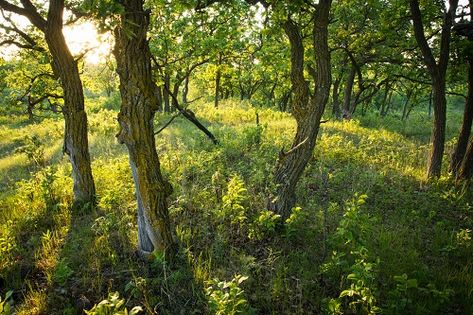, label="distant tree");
[0,0,96,206]
[1,51,63,120]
